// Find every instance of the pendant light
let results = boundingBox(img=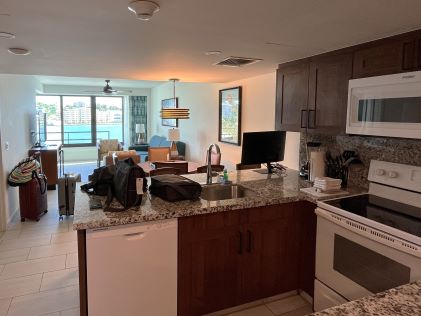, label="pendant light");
[160,79,190,119]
